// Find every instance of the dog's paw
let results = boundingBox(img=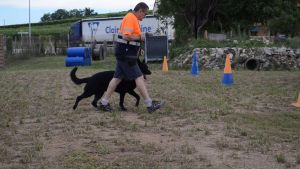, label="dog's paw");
[92,102,98,108]
[120,107,127,111]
